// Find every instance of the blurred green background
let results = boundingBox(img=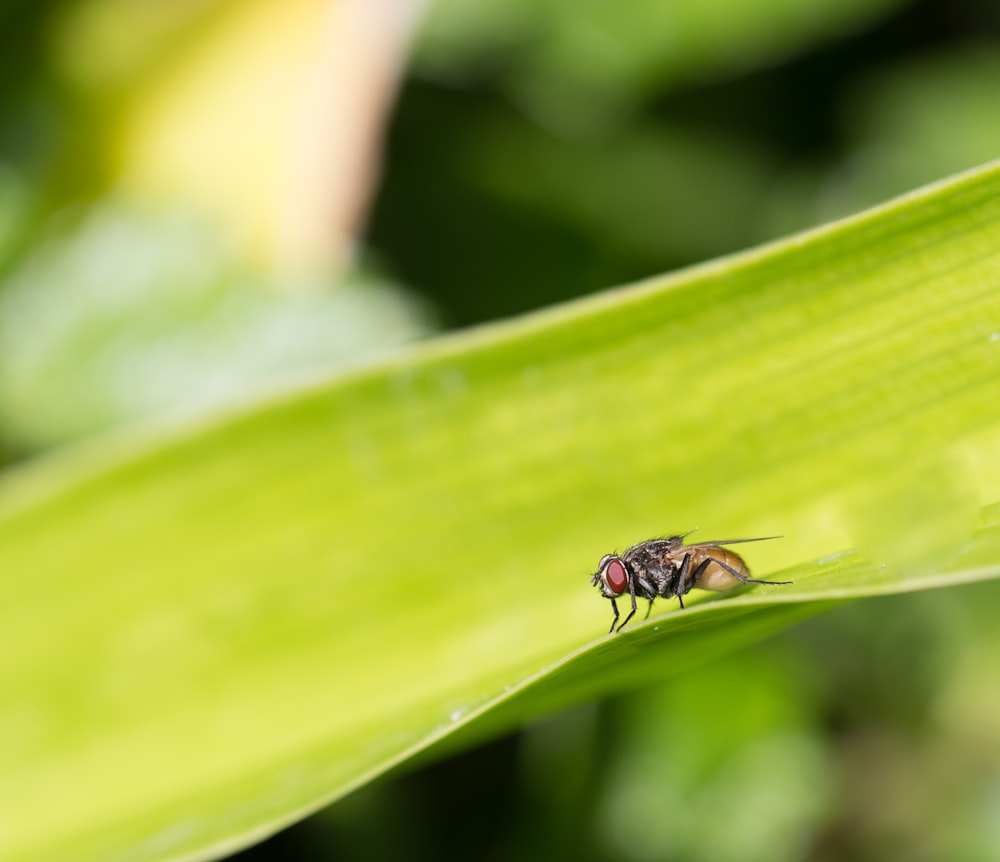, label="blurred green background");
[2,0,999,859]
